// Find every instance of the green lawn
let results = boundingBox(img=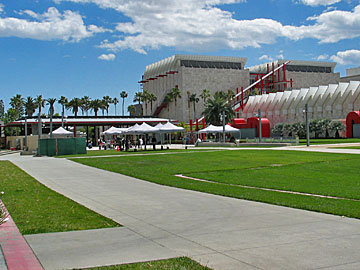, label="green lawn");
[73,150,360,219]
[0,161,120,235]
[299,138,360,145]
[56,148,211,158]
[79,257,211,270]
